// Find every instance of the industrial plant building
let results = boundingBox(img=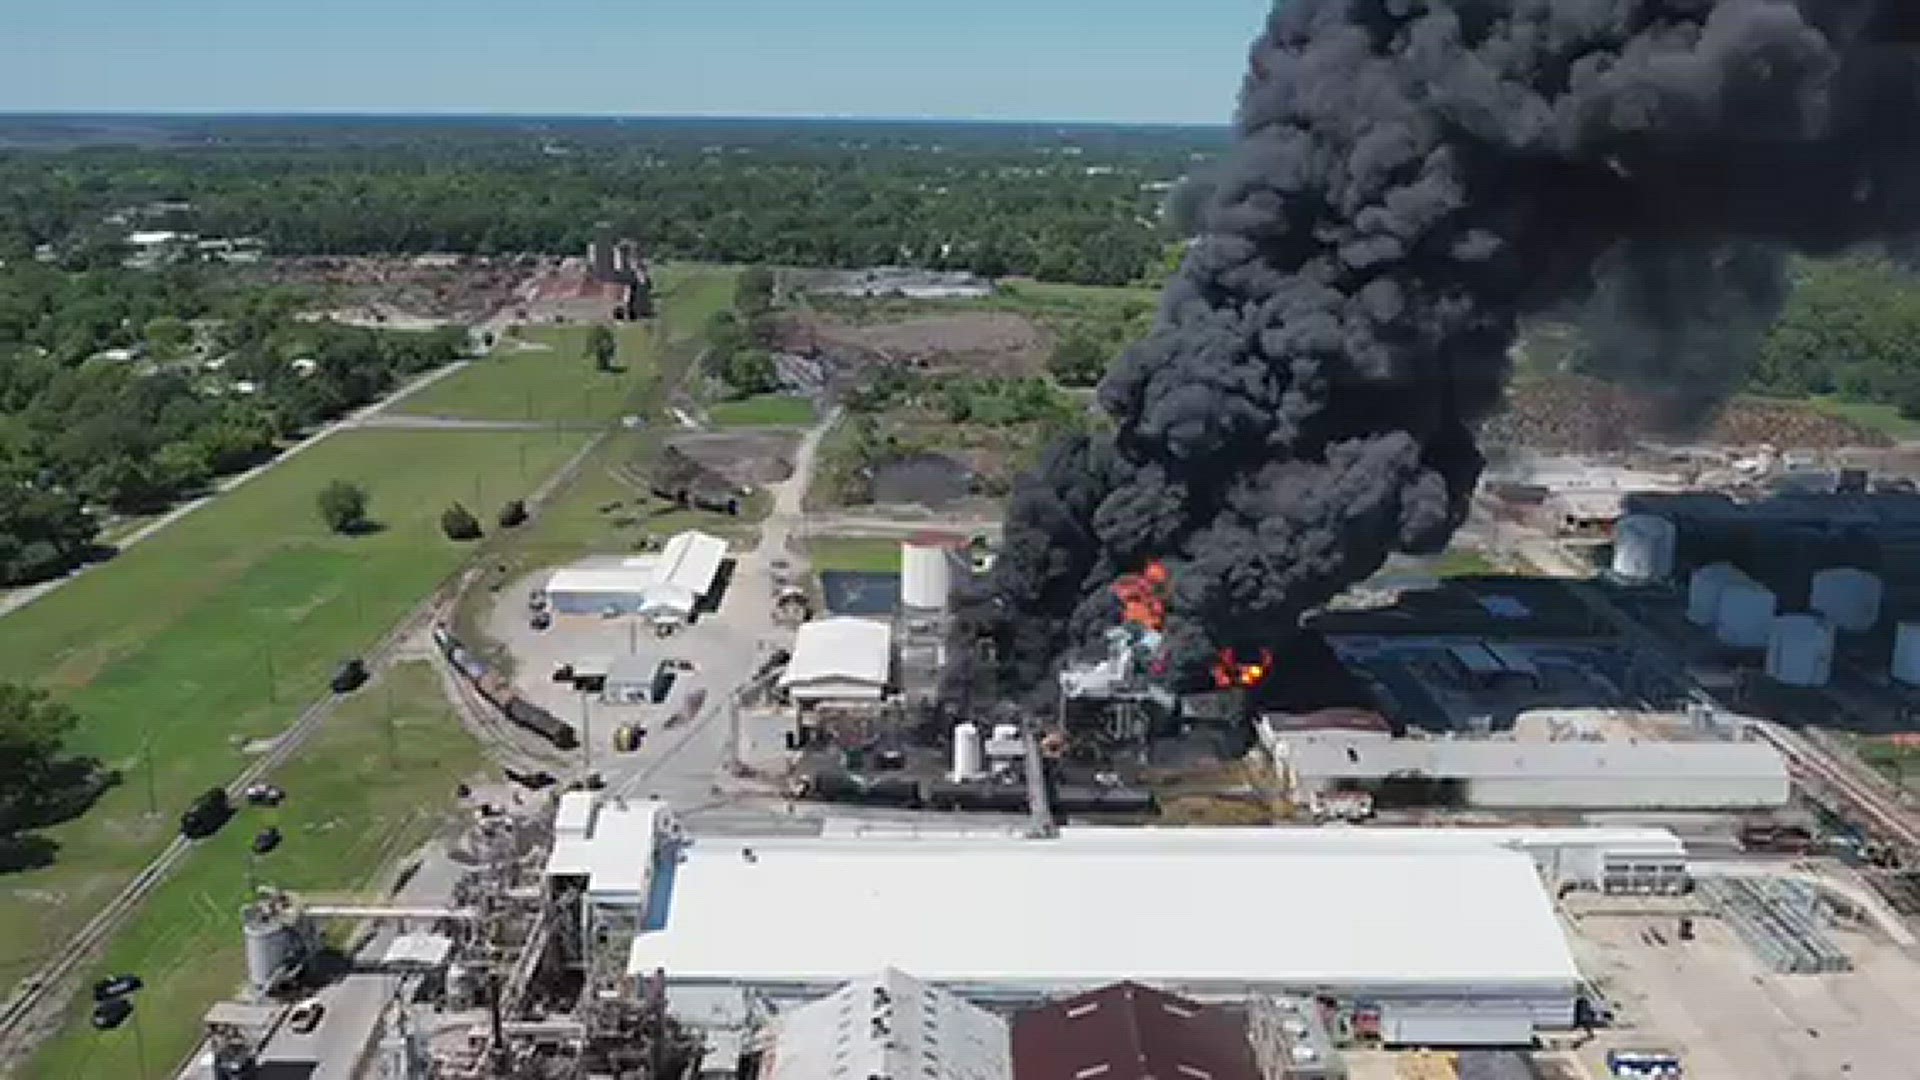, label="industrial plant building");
[1267,733,1789,811]
[535,811,1637,1046]
[779,617,894,703]
[543,530,728,625]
